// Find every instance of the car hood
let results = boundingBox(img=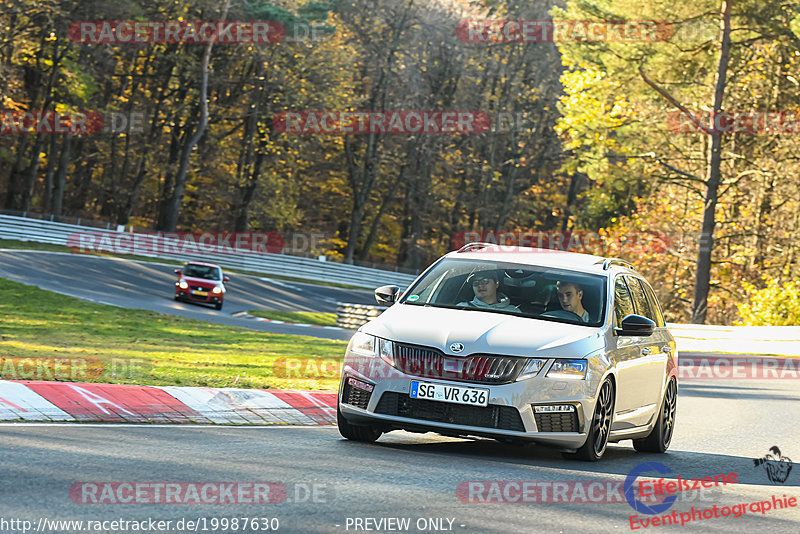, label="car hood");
[362,303,604,359]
